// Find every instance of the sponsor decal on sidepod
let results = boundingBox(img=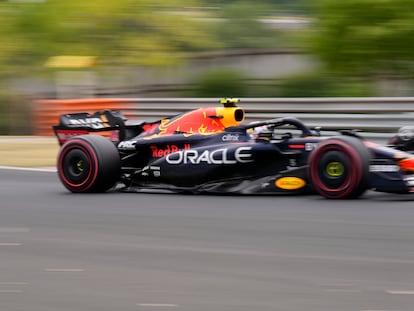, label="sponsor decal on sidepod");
[166,147,253,165]
[275,177,306,190]
[150,144,191,158]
